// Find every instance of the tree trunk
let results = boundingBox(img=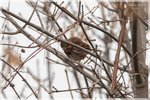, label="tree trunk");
[130,2,148,98]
